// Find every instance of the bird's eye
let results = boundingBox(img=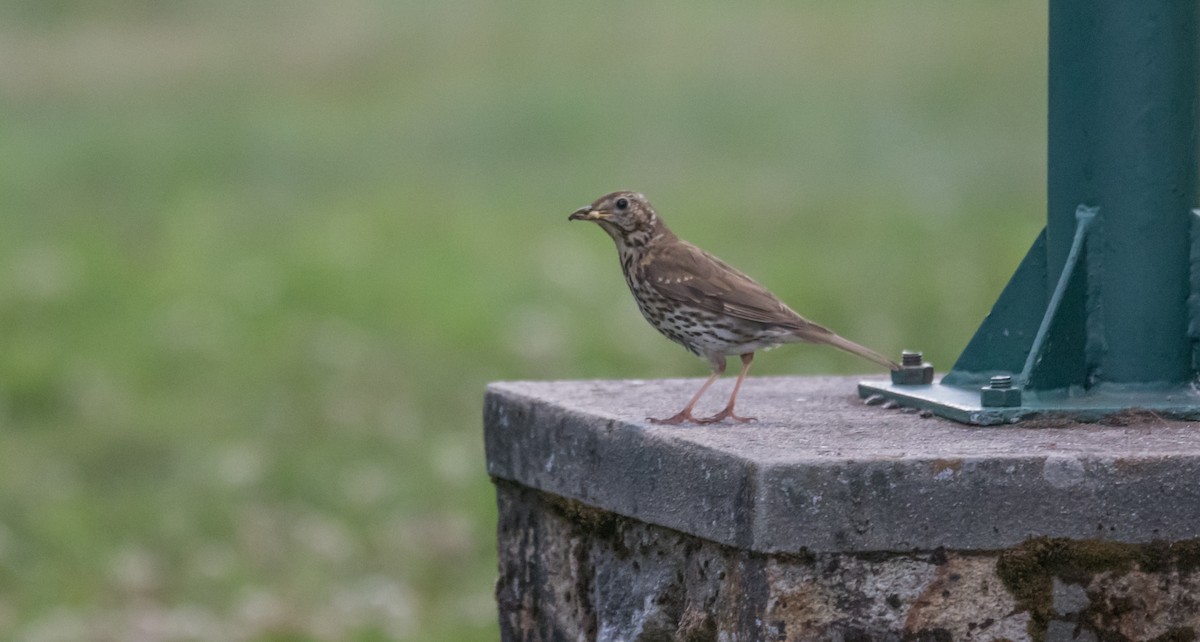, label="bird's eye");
[615,197,629,211]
